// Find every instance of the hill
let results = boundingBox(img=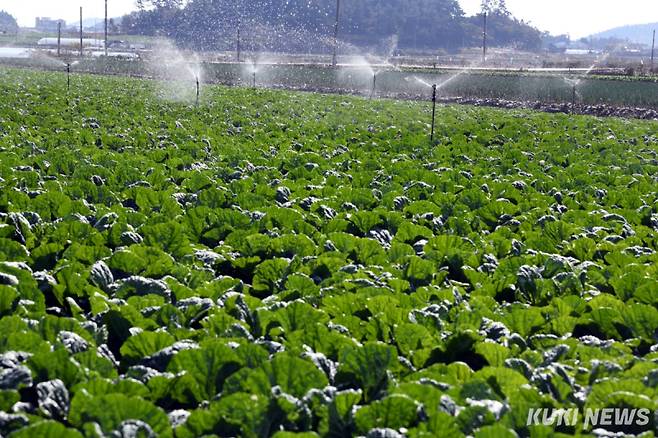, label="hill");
[592,22,657,46]
[120,0,543,53]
